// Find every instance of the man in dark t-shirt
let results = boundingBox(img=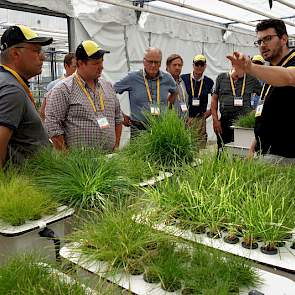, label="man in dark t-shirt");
[228,19,295,159]
[0,25,52,167]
